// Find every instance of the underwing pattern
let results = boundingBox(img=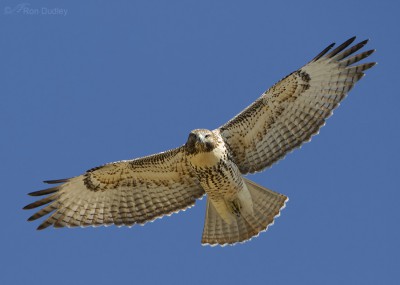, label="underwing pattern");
[25,37,375,246]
